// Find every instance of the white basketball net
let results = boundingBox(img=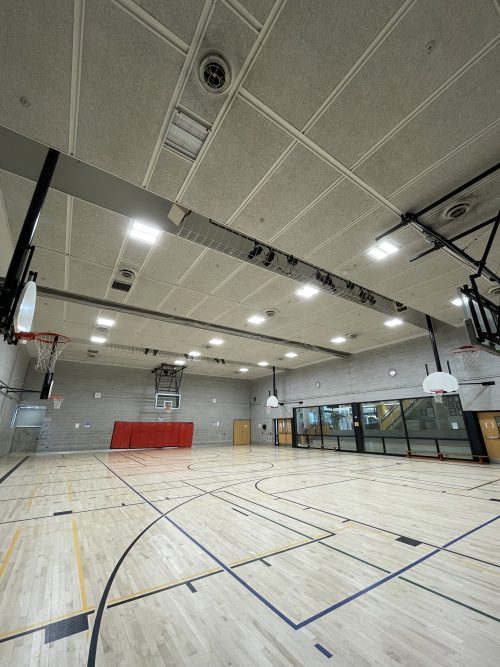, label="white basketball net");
[452,346,480,373]
[51,397,64,409]
[34,334,70,372]
[430,390,445,404]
